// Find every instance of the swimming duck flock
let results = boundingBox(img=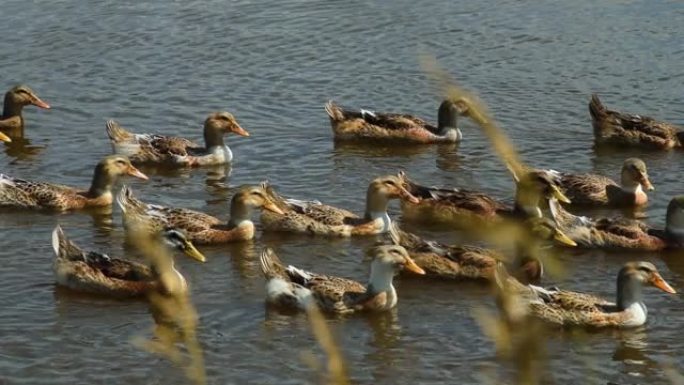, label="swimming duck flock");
[1,83,682,376]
